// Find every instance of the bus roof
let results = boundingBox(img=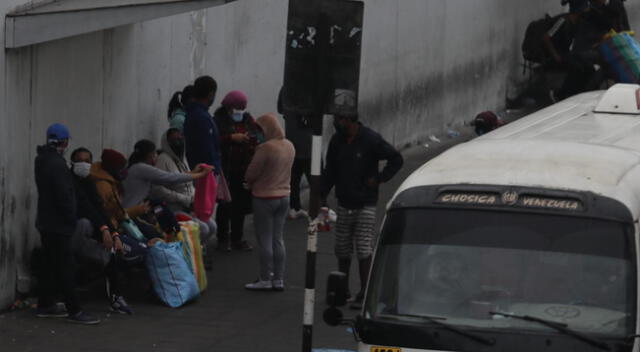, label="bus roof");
[394,84,640,219]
